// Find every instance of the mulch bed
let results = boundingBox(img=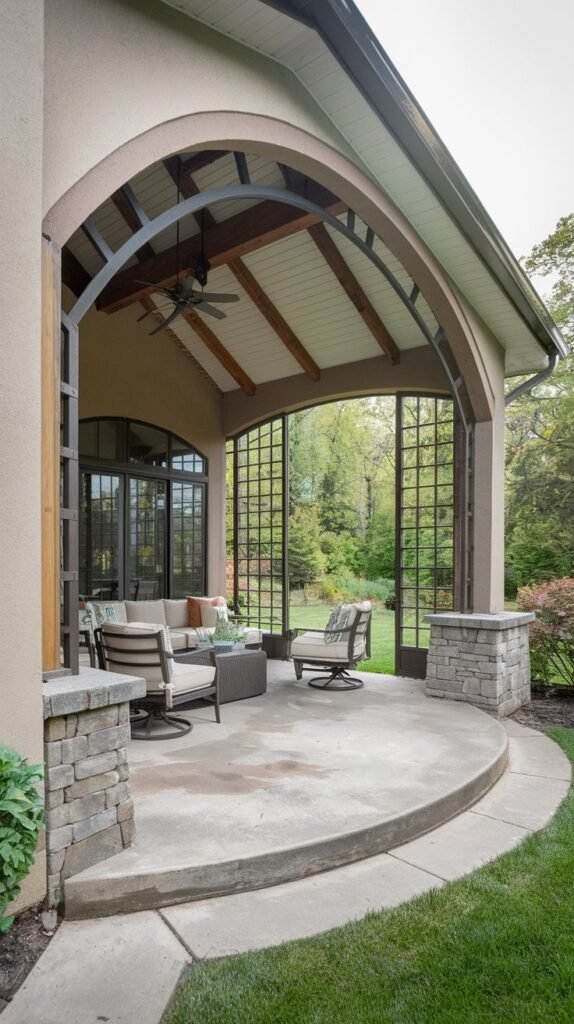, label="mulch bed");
[0,904,57,1013]
[510,684,574,731]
